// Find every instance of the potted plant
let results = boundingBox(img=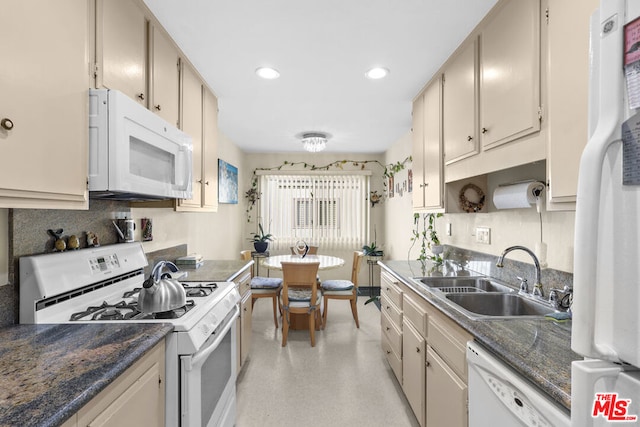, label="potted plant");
[426,213,444,260]
[362,228,383,257]
[250,223,273,253]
